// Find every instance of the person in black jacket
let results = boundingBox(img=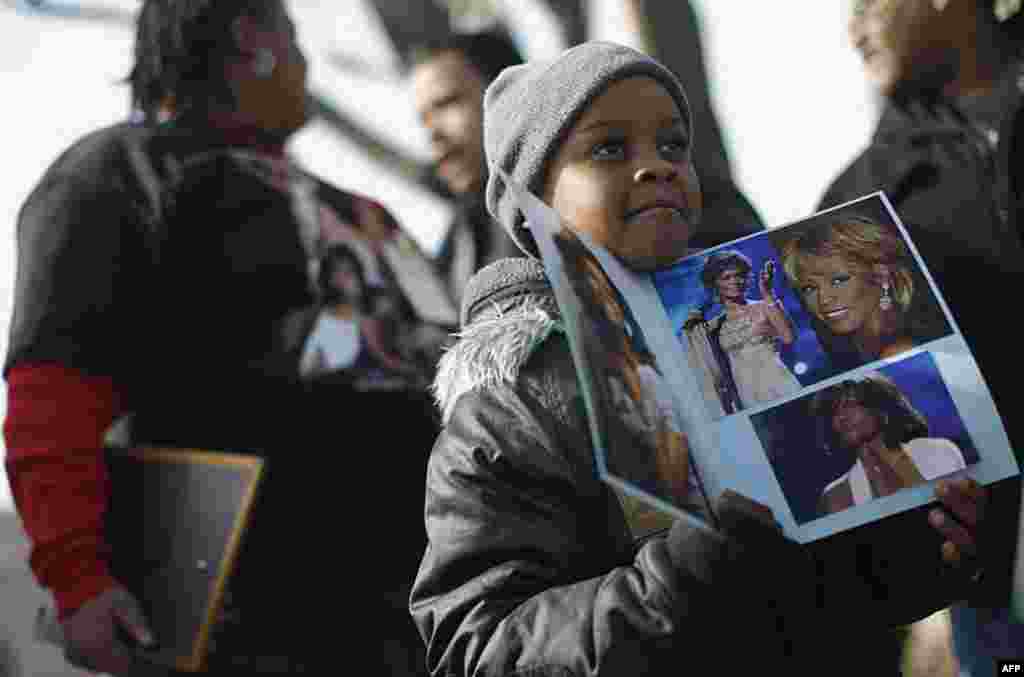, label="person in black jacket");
[4,1,444,674]
[820,1,1024,673]
[410,41,988,676]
